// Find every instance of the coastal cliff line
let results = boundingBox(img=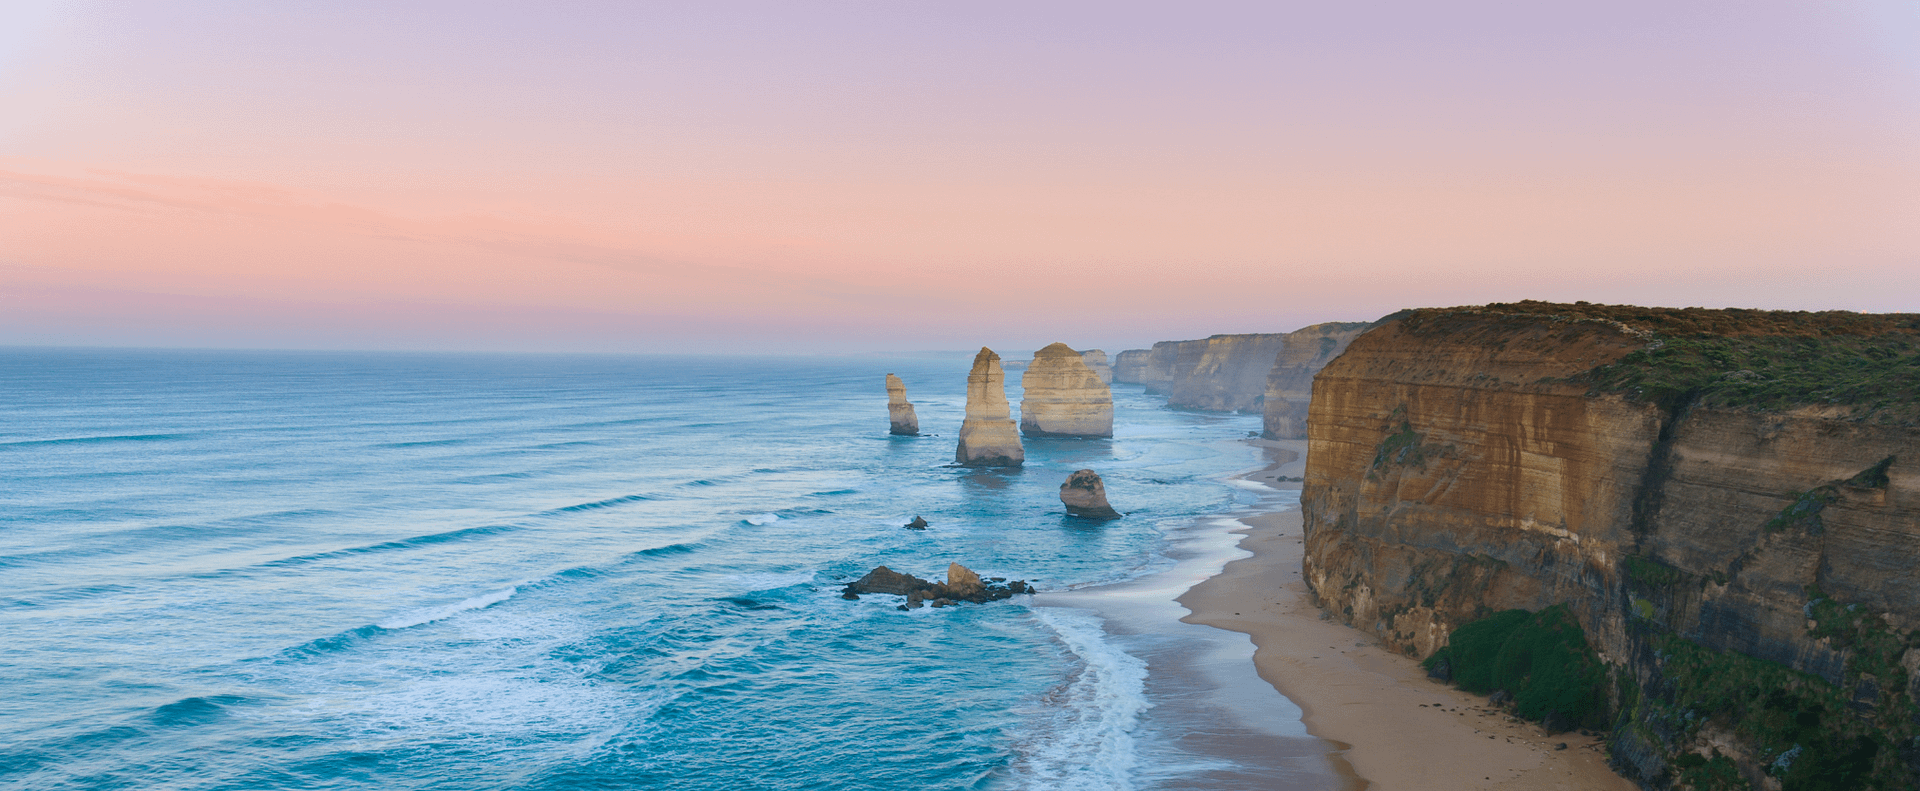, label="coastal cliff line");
[1112,322,1369,415]
[1299,301,1920,790]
